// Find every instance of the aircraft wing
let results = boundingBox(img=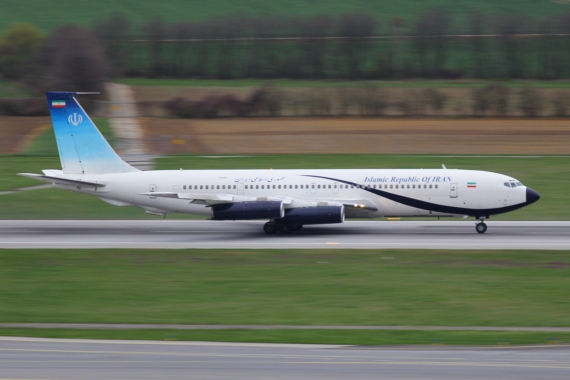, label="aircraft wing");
[18,173,106,188]
[138,192,375,213]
